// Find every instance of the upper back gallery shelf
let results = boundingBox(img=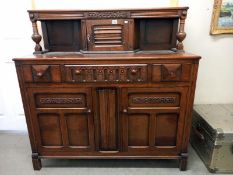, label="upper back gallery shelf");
[28,7,188,54]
